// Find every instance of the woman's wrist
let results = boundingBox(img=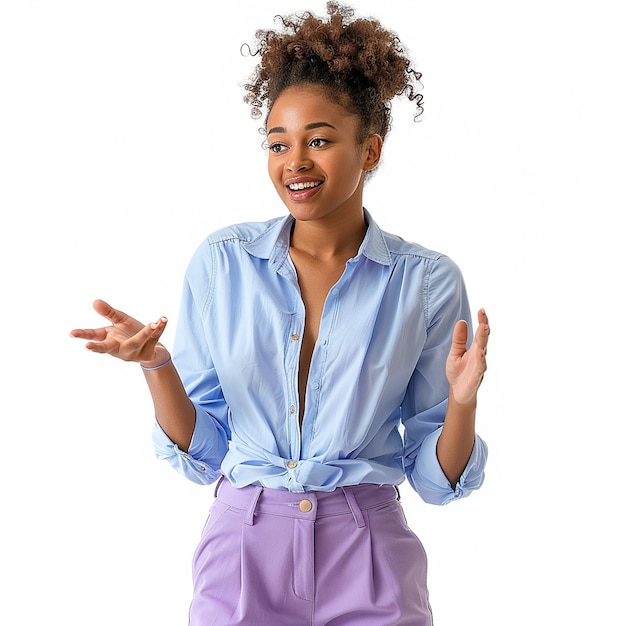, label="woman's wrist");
[140,345,172,370]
